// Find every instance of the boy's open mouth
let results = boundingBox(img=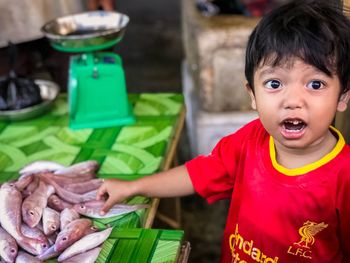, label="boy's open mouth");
[280,119,306,139]
[283,119,306,132]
